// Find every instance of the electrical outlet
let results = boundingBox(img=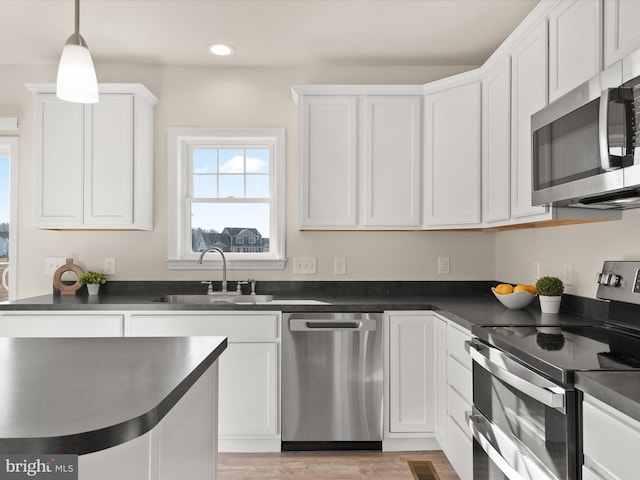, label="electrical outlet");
[563,261,573,286]
[334,257,346,275]
[293,257,317,275]
[533,261,540,281]
[104,258,116,275]
[438,257,450,275]
[44,257,66,275]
